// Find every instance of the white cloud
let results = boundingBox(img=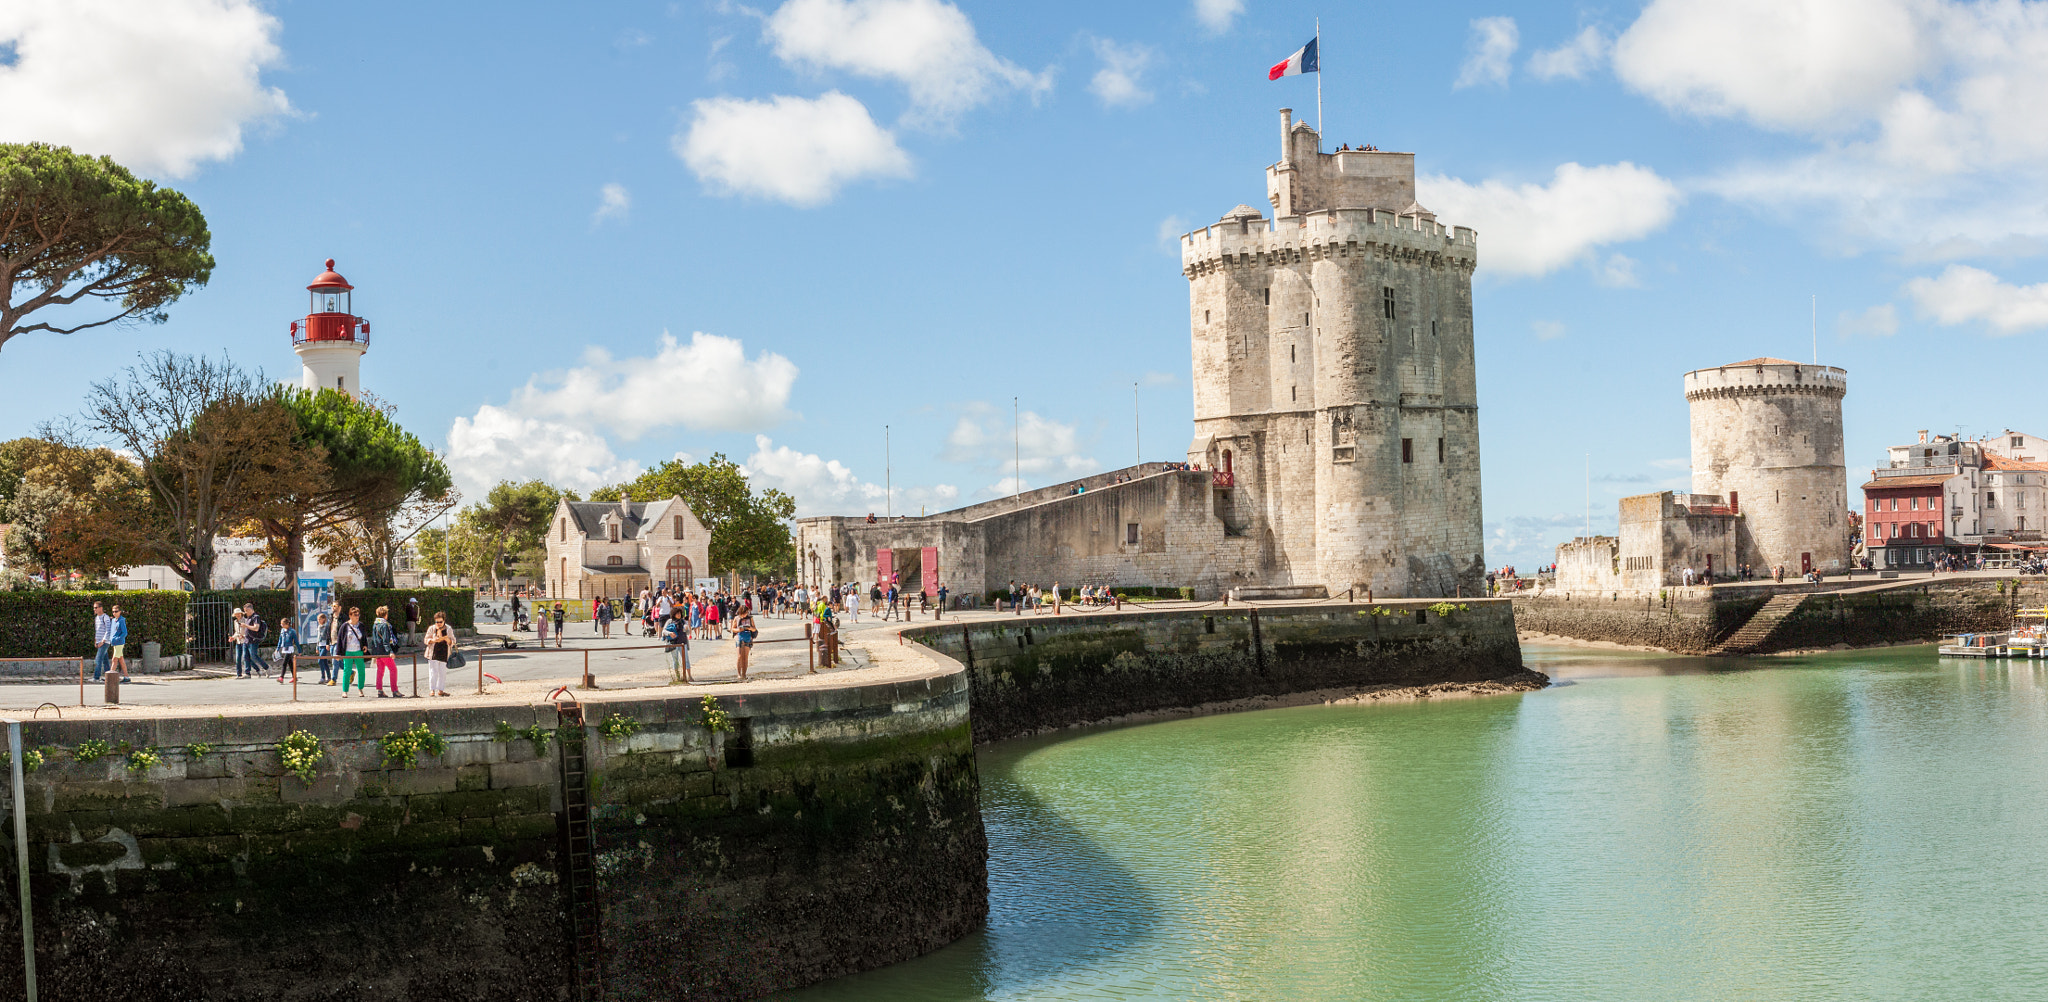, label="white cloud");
[1904,265,2048,335]
[763,0,1049,125]
[1088,38,1154,108]
[676,92,911,206]
[941,404,1098,488]
[1420,162,1683,277]
[1595,252,1641,288]
[1837,303,1899,338]
[1139,371,1177,387]
[0,0,290,177]
[593,183,630,224]
[1618,0,2048,257]
[1532,320,1566,341]
[1613,0,1923,132]
[1156,214,1188,246]
[1528,26,1608,82]
[514,331,799,439]
[446,406,642,502]
[1192,0,1244,34]
[1455,17,1519,90]
[742,435,958,516]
